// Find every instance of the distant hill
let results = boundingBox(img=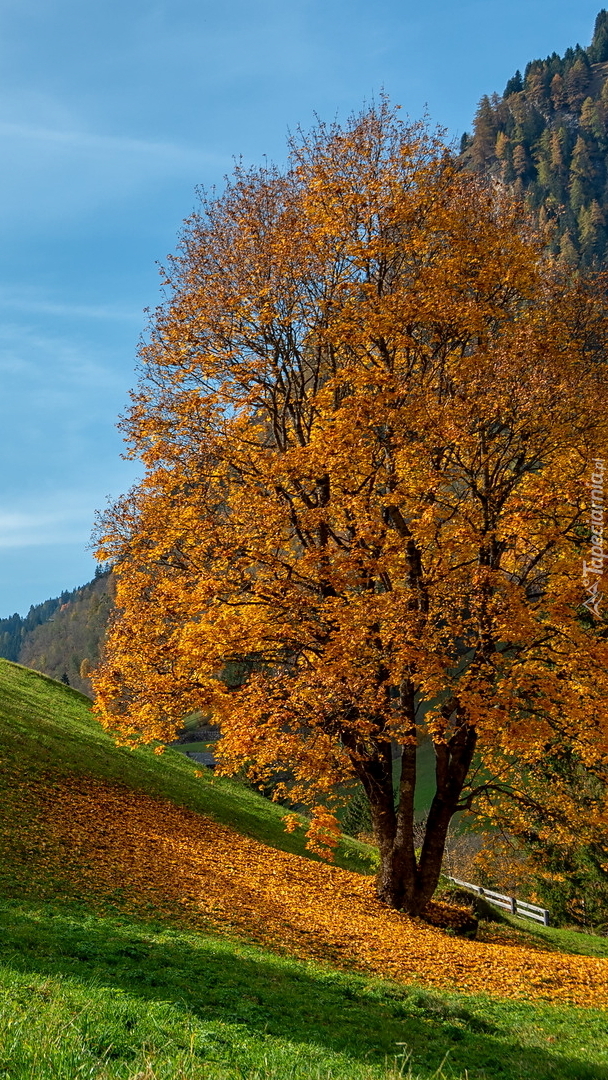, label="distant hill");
[0,570,113,696]
[462,9,608,266]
